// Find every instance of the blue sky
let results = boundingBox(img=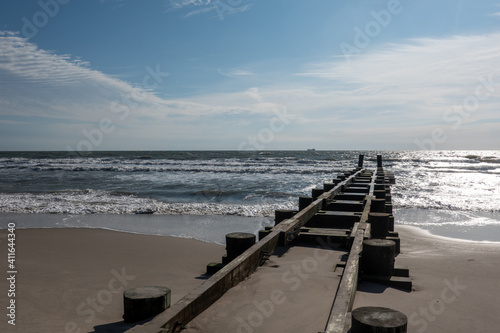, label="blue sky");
[1,0,500,151]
